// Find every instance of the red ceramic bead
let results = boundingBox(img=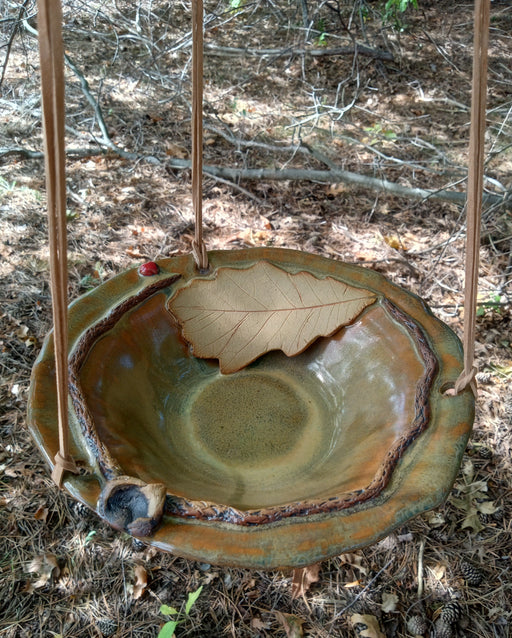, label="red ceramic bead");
[139,261,159,276]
